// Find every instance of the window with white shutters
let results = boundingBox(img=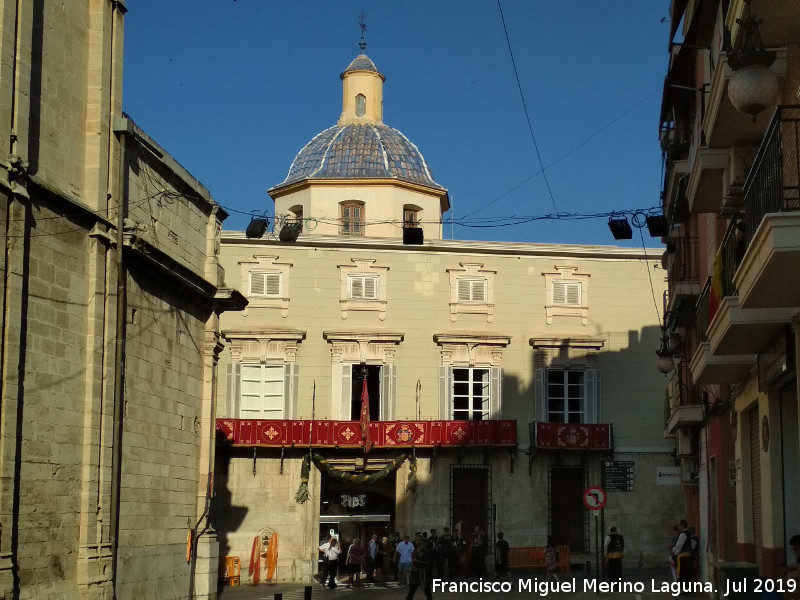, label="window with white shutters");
[457,278,487,303]
[249,271,282,297]
[542,267,589,325]
[349,275,379,300]
[552,281,581,306]
[239,364,286,419]
[447,264,495,322]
